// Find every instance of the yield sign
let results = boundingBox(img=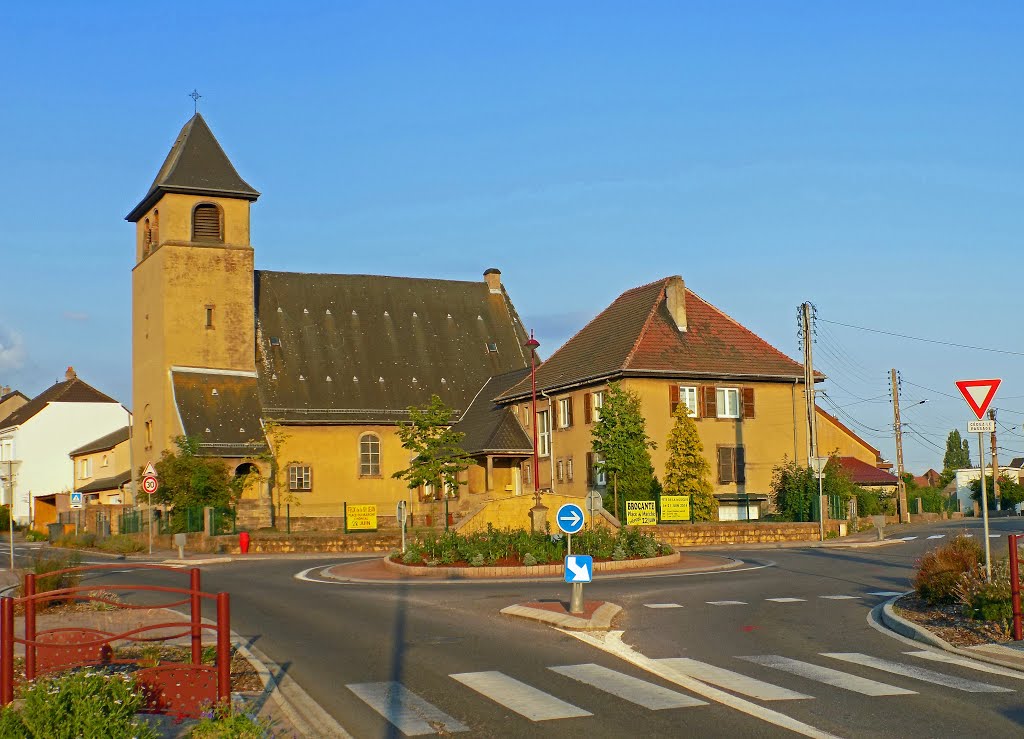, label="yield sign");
[955,379,1001,420]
